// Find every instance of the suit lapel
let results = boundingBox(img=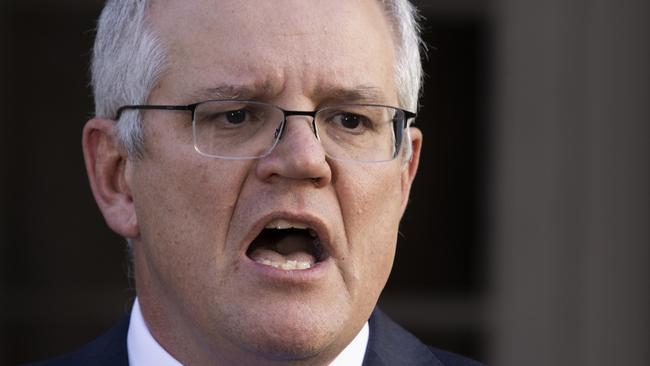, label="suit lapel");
[78,315,130,366]
[362,308,443,366]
